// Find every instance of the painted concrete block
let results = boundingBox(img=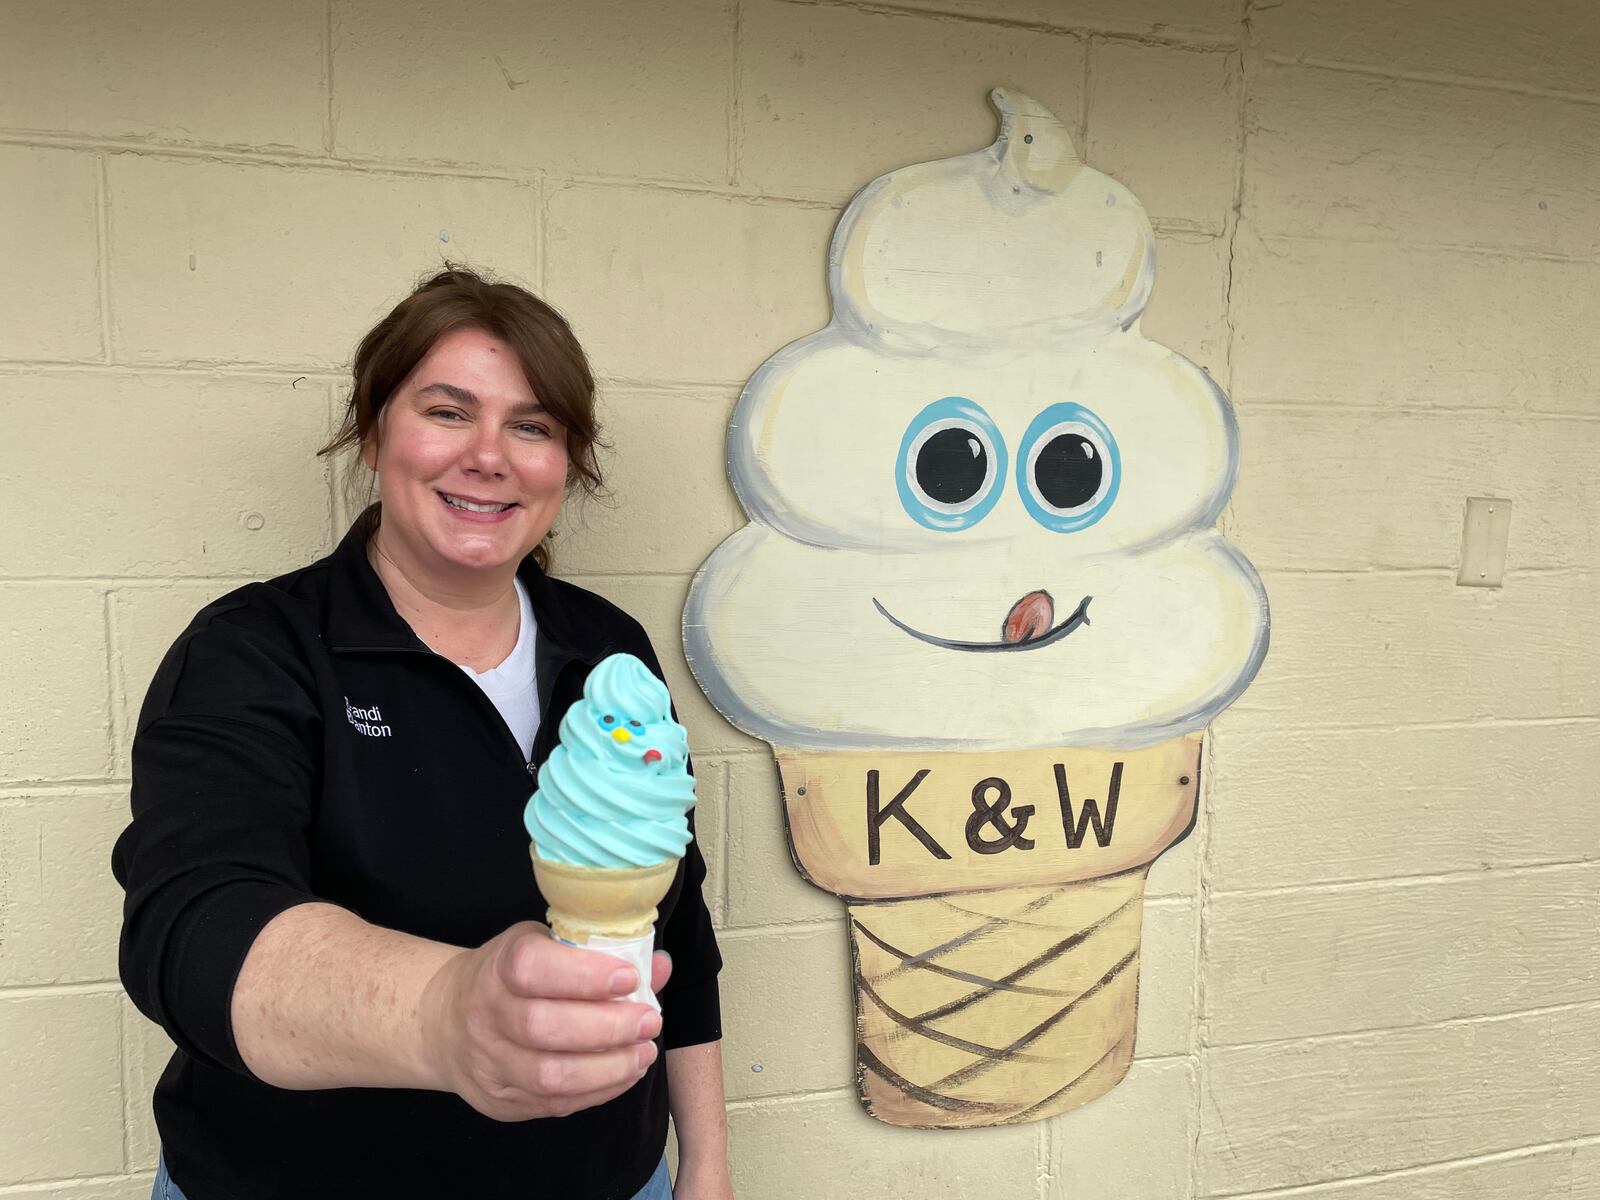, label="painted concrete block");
[1229,409,1600,572]
[1245,64,1598,260]
[727,1090,1043,1200]
[0,792,126,986]
[718,924,855,1101]
[551,387,746,575]
[1144,230,1232,386]
[1087,43,1239,234]
[108,156,537,367]
[1197,1003,1600,1194]
[1253,0,1600,99]
[333,0,731,181]
[0,374,333,578]
[1137,898,1199,1058]
[1230,570,1600,727]
[0,147,100,361]
[1218,1140,1600,1200]
[1205,864,1600,1045]
[869,0,1244,42]
[0,992,124,1184]
[1047,1056,1195,1199]
[567,574,763,757]
[0,0,324,150]
[122,997,175,1172]
[0,586,110,782]
[739,0,1085,200]
[545,183,833,385]
[112,584,242,774]
[1207,722,1600,890]
[724,753,840,929]
[1231,231,1600,412]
